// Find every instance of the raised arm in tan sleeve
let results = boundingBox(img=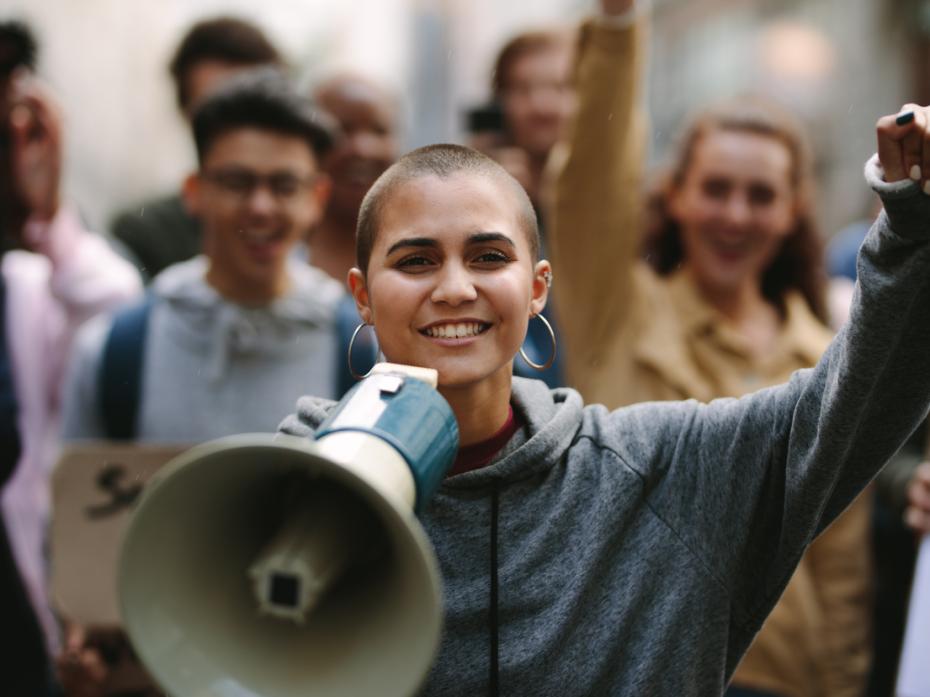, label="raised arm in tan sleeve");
[548,14,647,384]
